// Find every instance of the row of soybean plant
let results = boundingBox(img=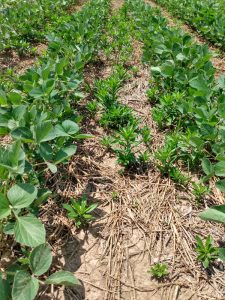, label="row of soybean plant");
[0,0,78,54]
[0,1,111,299]
[126,0,225,268]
